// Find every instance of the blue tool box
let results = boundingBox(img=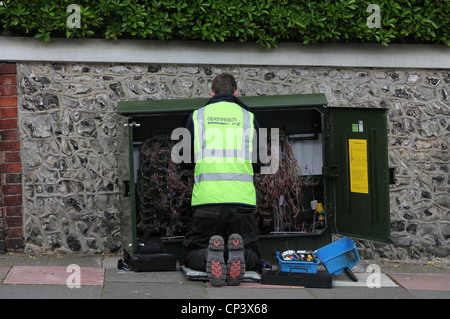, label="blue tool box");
[315,237,360,276]
[274,237,360,282]
[275,251,319,274]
